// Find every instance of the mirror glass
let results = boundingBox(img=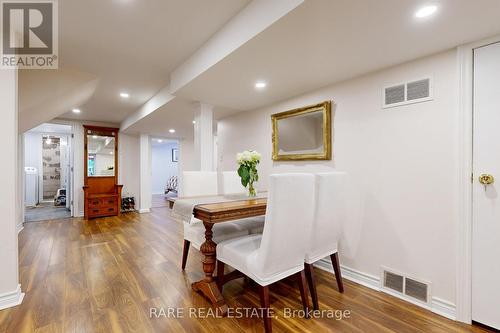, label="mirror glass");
[87,134,115,177]
[276,110,324,155]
